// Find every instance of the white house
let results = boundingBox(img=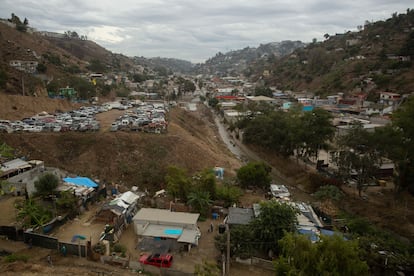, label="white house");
[132,208,200,251]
